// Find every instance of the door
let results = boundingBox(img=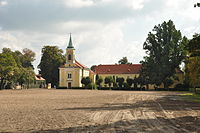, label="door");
[68,82,71,88]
